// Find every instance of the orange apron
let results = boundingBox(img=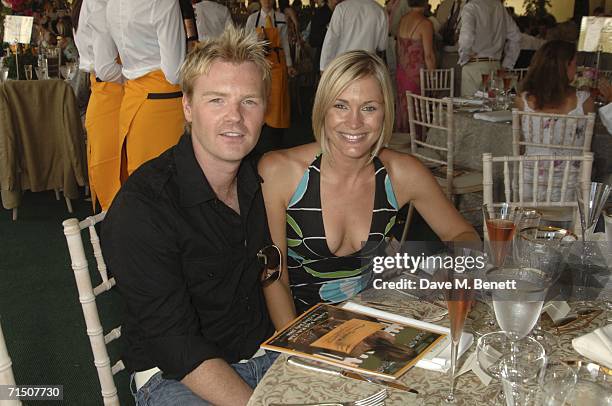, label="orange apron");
[256,13,290,128]
[119,70,184,176]
[85,73,124,211]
